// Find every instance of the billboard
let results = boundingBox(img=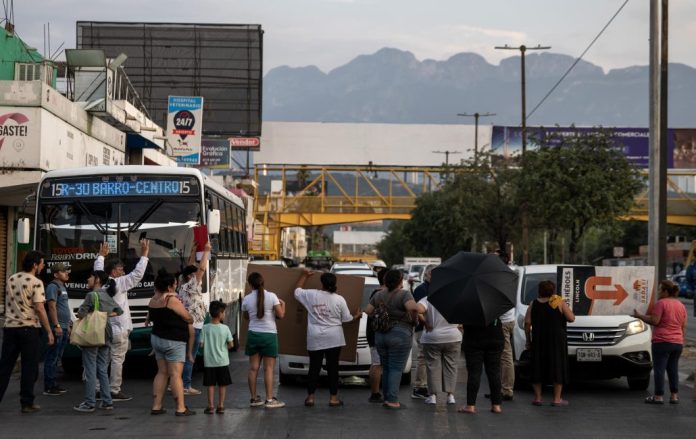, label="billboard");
[77,22,263,137]
[167,96,203,164]
[491,126,696,169]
